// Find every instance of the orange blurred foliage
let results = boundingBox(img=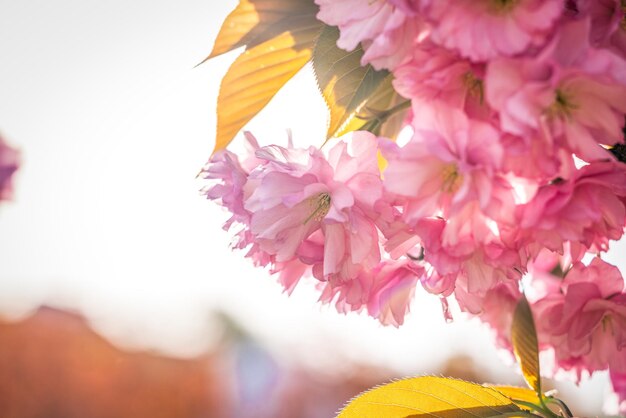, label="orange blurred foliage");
[0,307,226,418]
[0,307,396,418]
